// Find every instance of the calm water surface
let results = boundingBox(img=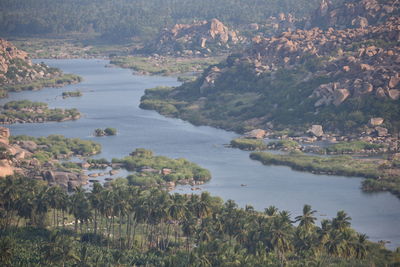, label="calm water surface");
[1,59,399,249]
